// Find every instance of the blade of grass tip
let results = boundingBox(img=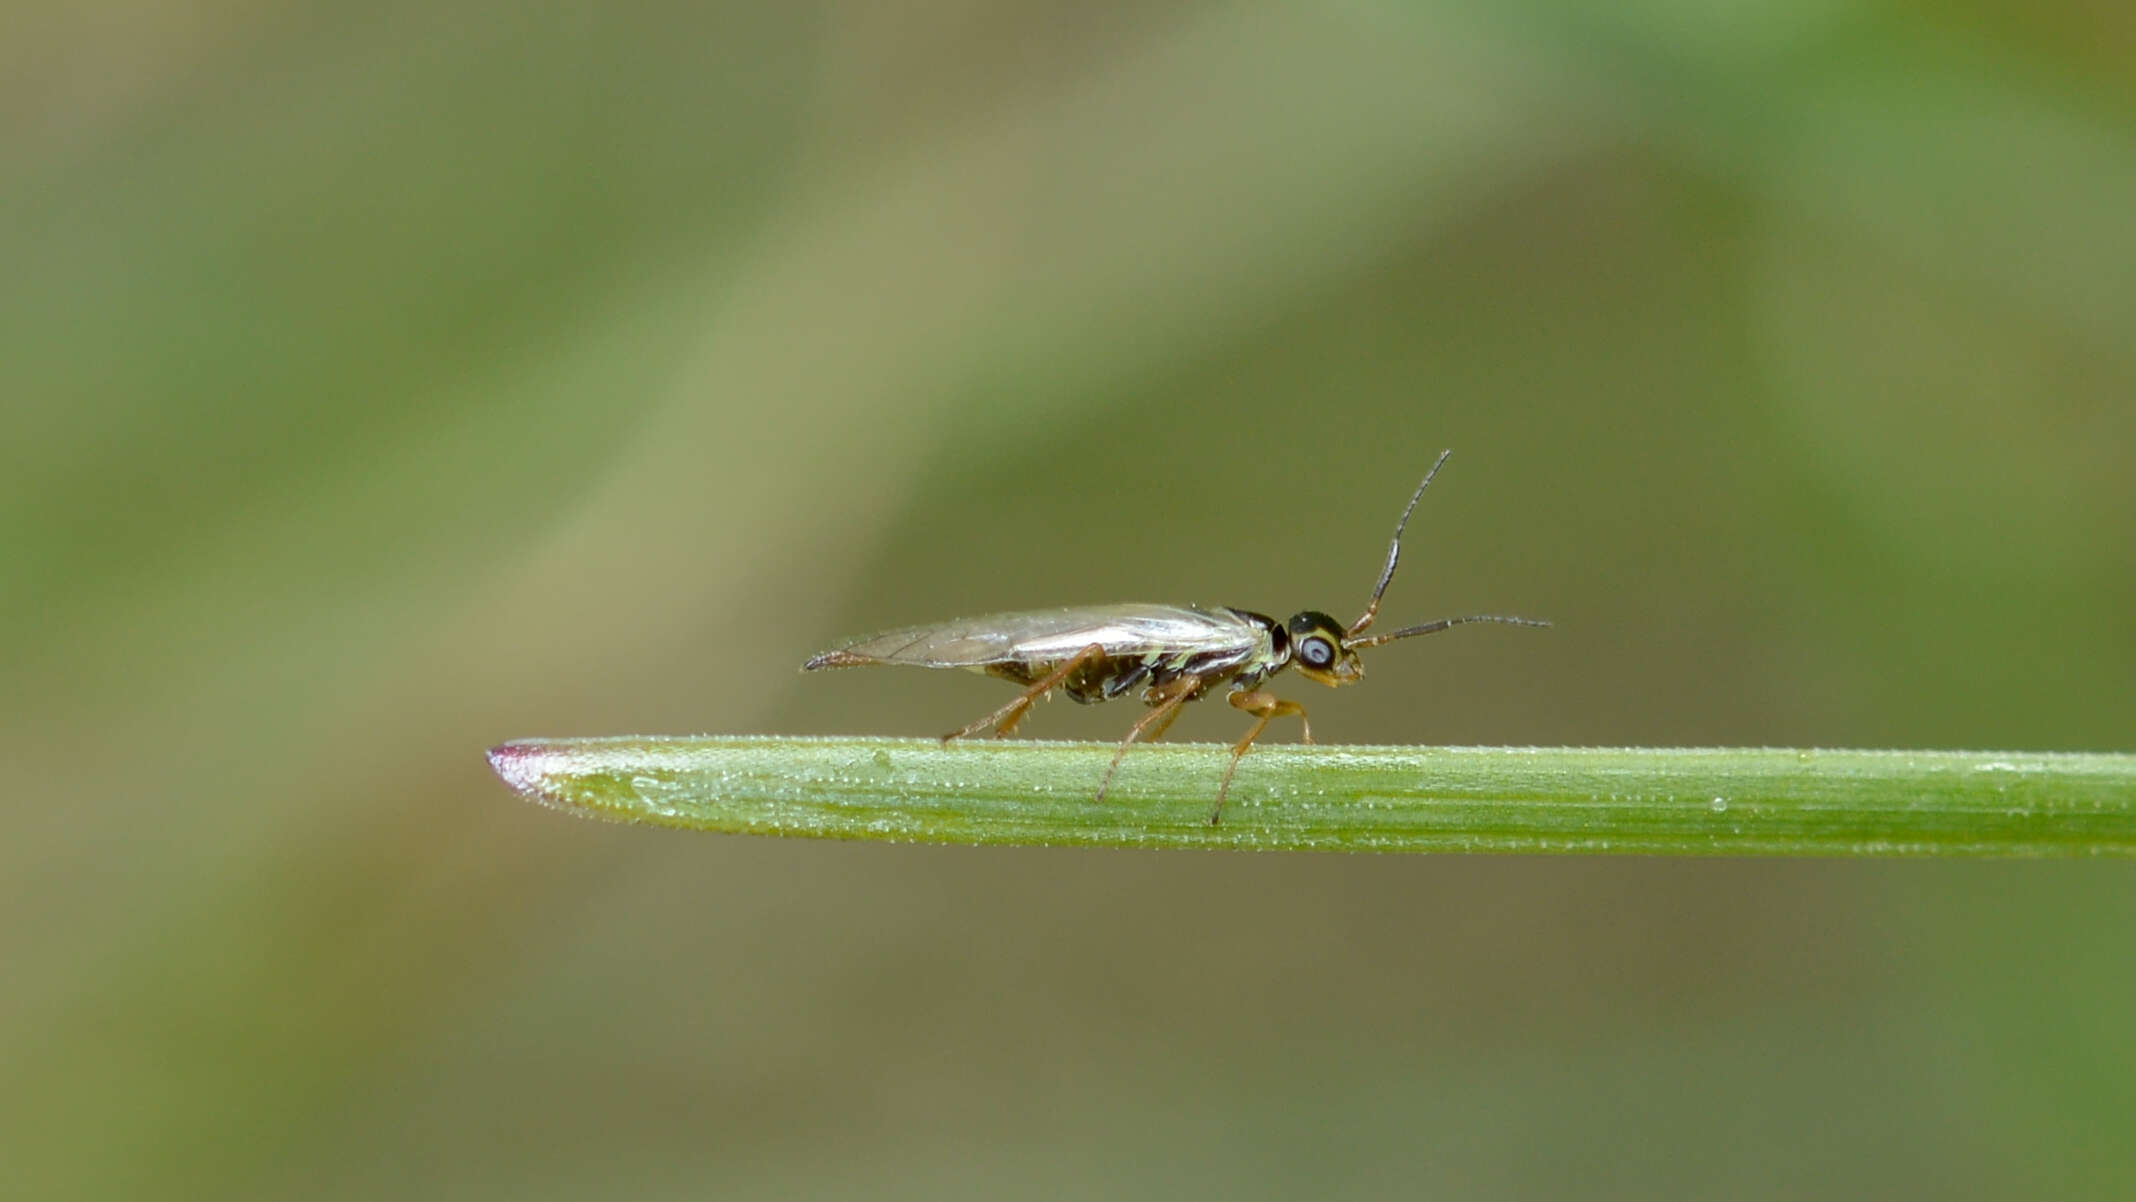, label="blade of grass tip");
[486,737,2136,857]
